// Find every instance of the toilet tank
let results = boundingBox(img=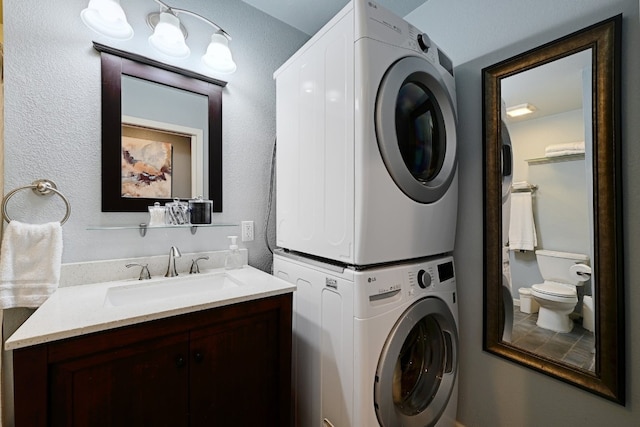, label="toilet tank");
[535,249,590,285]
